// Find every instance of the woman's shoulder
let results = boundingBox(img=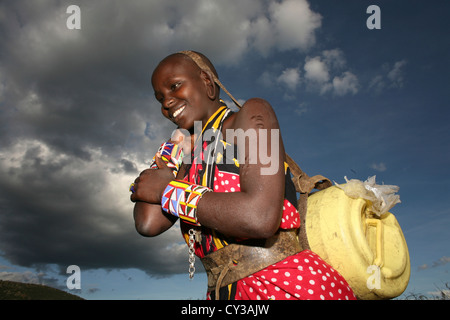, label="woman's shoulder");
[223,97,278,132]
